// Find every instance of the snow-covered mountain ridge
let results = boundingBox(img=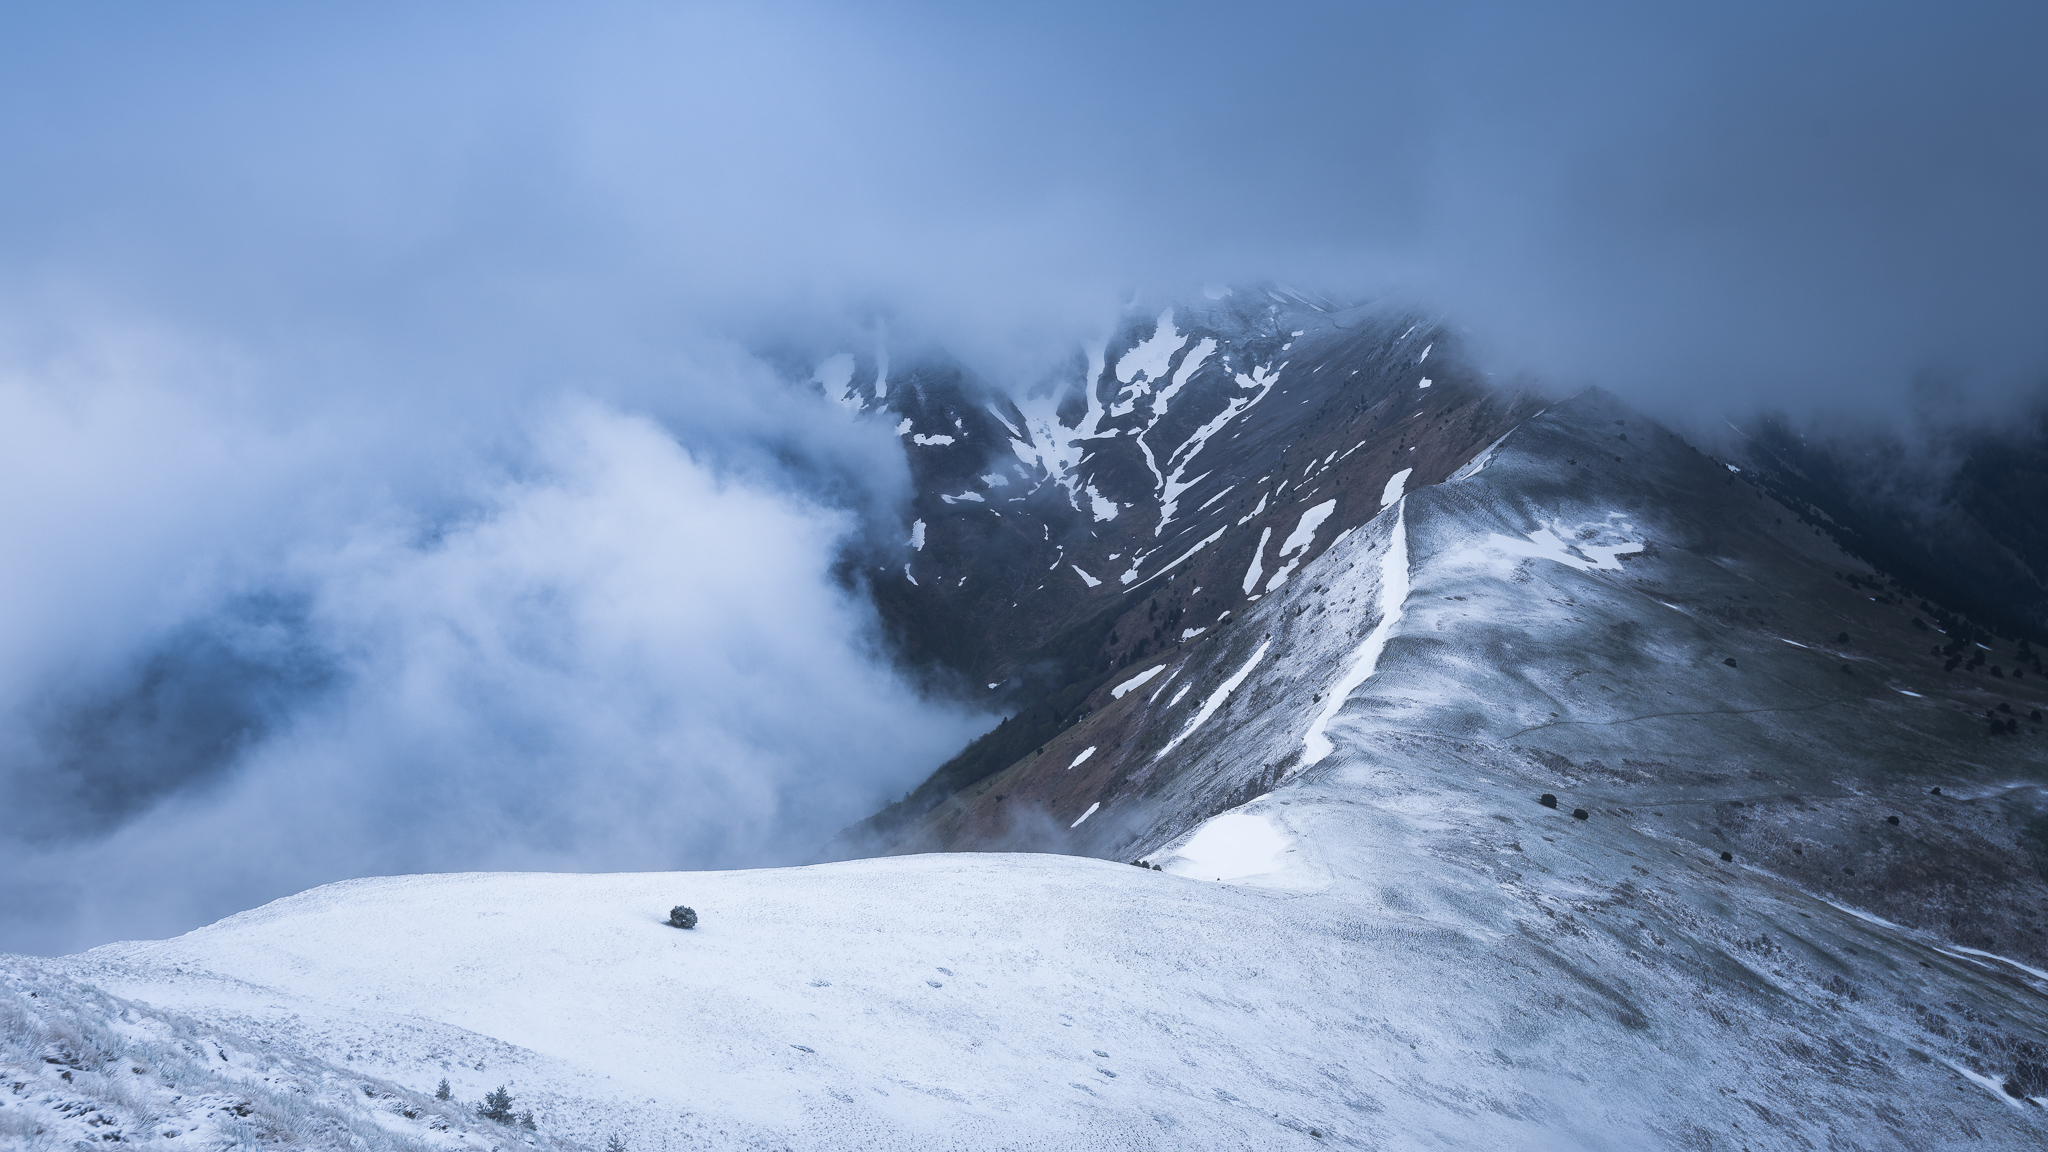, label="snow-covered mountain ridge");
[825,291,1541,847]
[7,298,2048,1149]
